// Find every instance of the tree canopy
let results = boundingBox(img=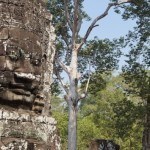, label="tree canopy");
[46,0,149,149]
